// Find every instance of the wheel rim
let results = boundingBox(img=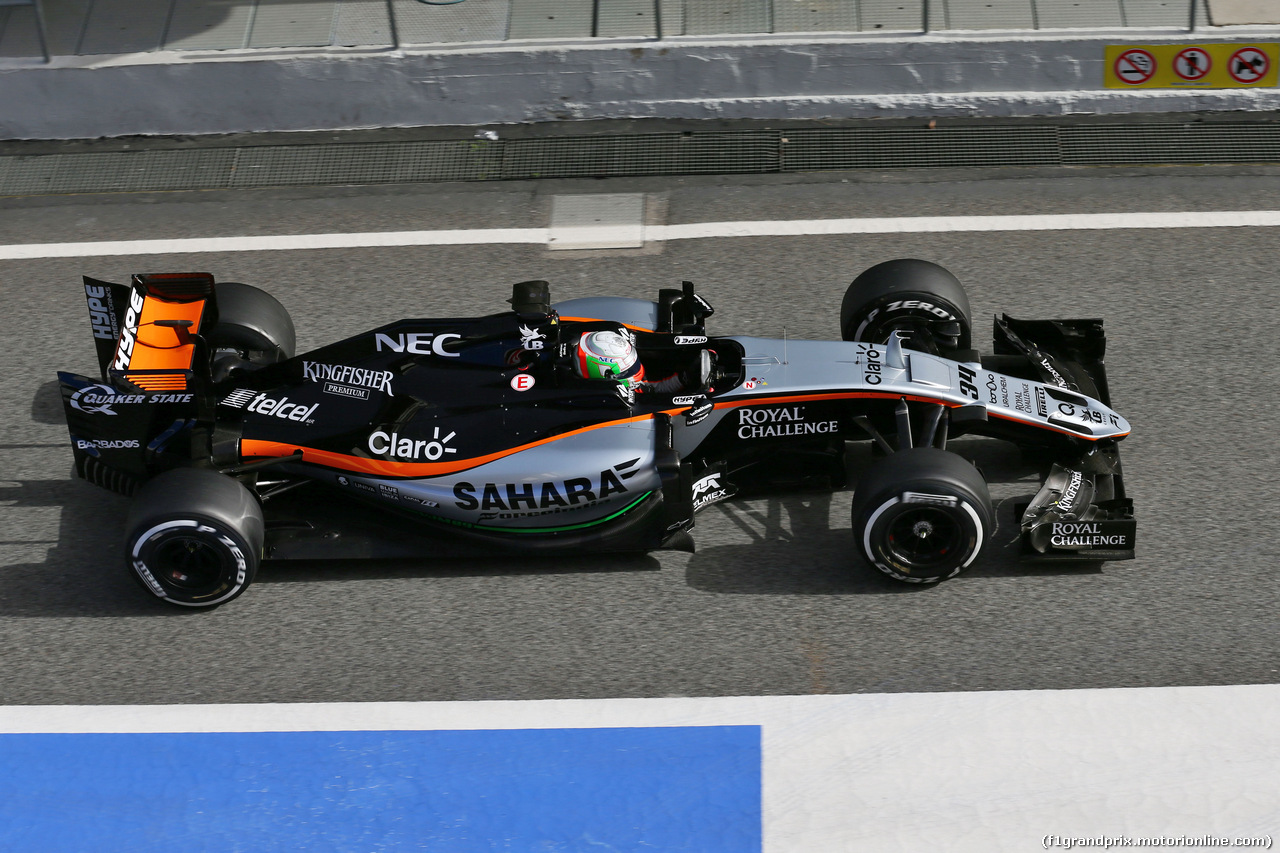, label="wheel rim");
[883,506,965,571]
[851,294,966,353]
[862,317,940,351]
[151,534,228,590]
